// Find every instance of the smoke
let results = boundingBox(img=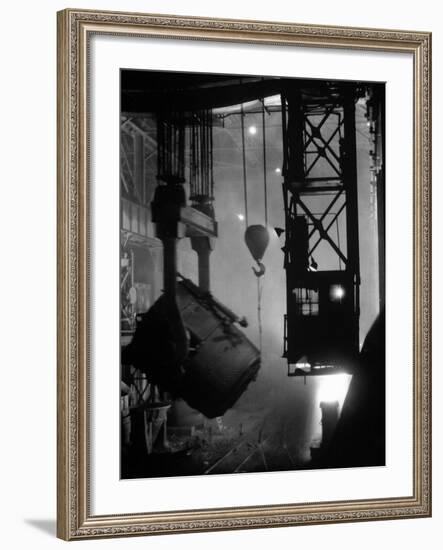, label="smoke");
[205,100,379,454]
